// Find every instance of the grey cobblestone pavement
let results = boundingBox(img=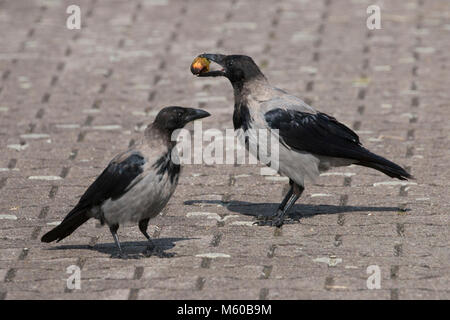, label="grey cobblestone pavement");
[0,0,449,299]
